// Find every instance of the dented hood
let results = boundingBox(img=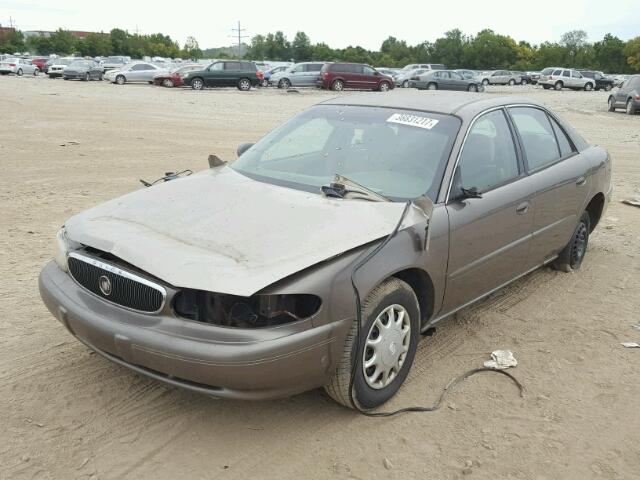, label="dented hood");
[65,168,425,296]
